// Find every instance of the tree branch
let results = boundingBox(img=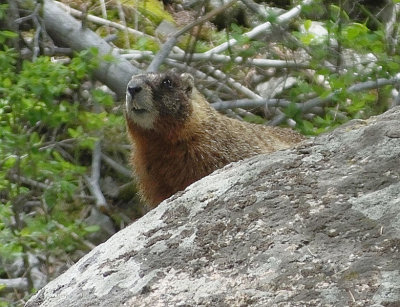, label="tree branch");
[54,1,153,40]
[122,50,308,69]
[0,278,29,292]
[84,140,109,211]
[270,75,400,125]
[205,0,313,55]
[101,153,132,178]
[147,0,238,72]
[212,98,290,110]
[7,172,49,190]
